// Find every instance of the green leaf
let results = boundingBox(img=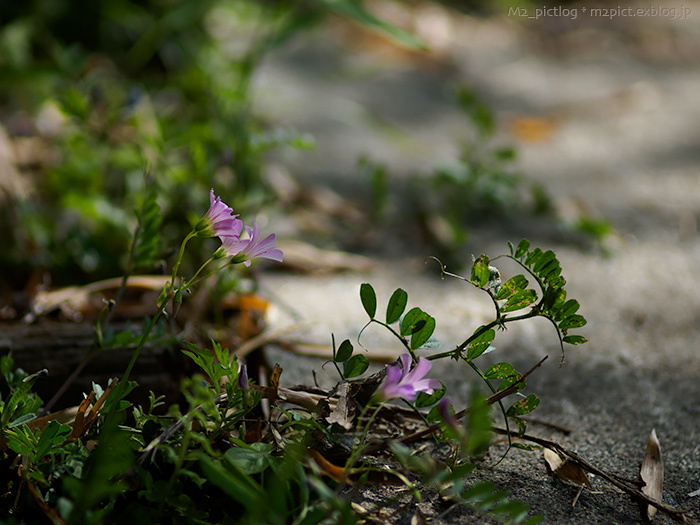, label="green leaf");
[484,362,523,391]
[344,354,369,378]
[533,250,556,274]
[224,444,274,476]
[514,239,530,259]
[494,275,528,300]
[484,362,517,380]
[467,328,496,360]
[335,339,354,362]
[471,255,490,287]
[525,247,542,267]
[411,315,436,350]
[0,368,47,429]
[559,314,587,332]
[35,420,72,461]
[510,417,527,436]
[542,286,566,311]
[8,413,37,428]
[554,299,580,322]
[360,283,377,319]
[500,289,537,313]
[400,307,427,336]
[511,443,541,452]
[414,383,446,408]
[385,288,408,325]
[563,334,587,345]
[506,394,540,417]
